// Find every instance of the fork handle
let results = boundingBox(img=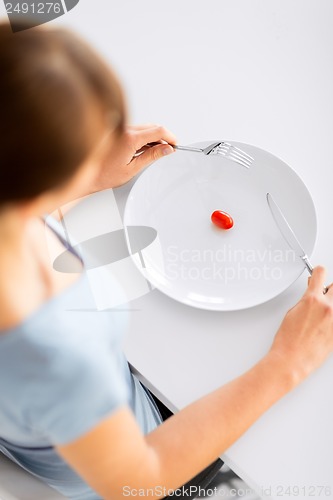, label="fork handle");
[146,142,203,153]
[174,145,204,152]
